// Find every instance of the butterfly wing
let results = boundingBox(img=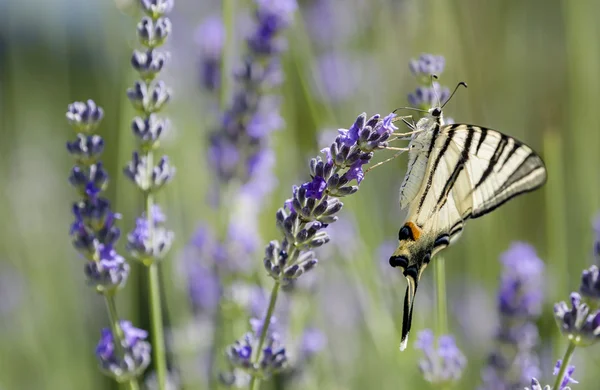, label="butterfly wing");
[407,124,546,231]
